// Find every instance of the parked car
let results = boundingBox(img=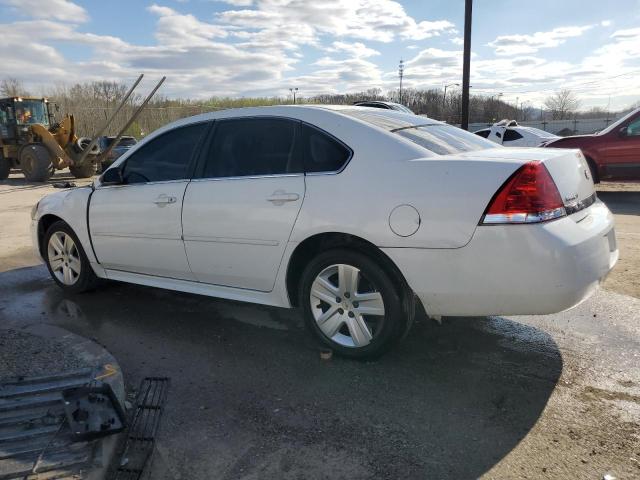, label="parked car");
[542,107,640,182]
[98,136,137,171]
[31,106,617,358]
[354,101,414,114]
[474,120,559,147]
